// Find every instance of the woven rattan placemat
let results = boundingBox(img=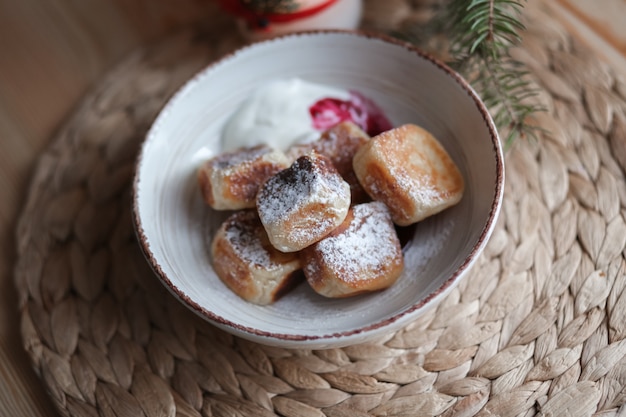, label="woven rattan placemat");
[14,1,626,416]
